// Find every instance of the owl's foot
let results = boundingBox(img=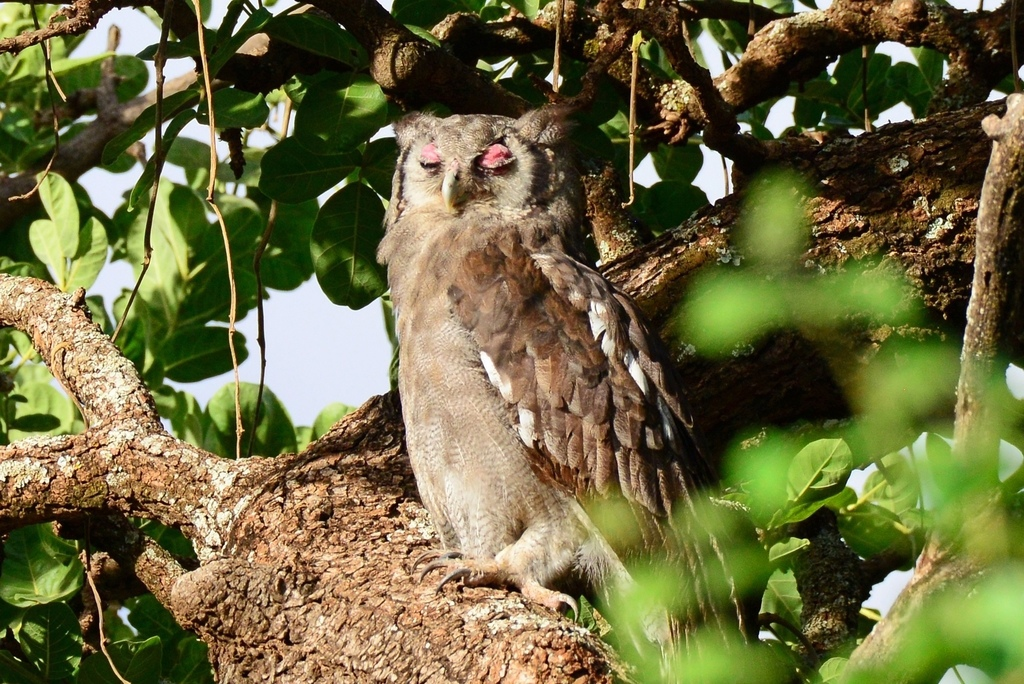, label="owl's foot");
[409,548,464,575]
[414,551,578,616]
